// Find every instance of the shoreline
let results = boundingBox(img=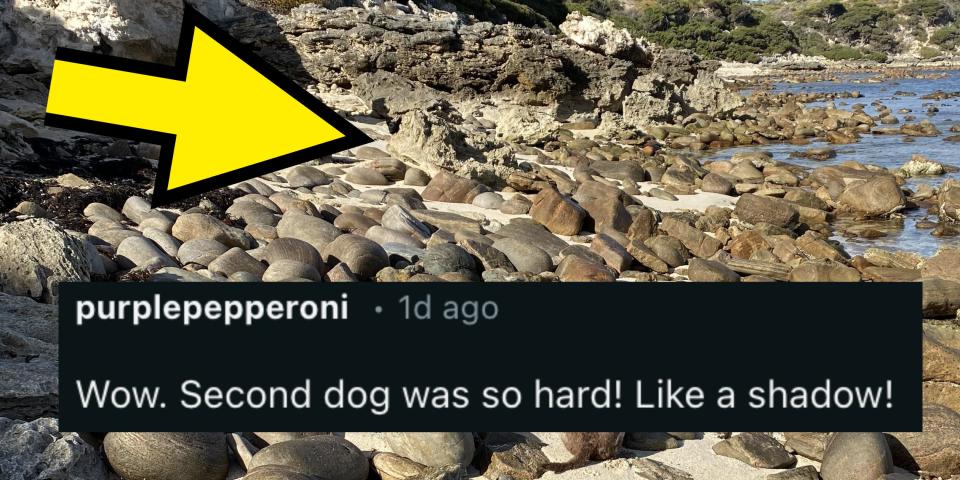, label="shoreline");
[718,57,960,80]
